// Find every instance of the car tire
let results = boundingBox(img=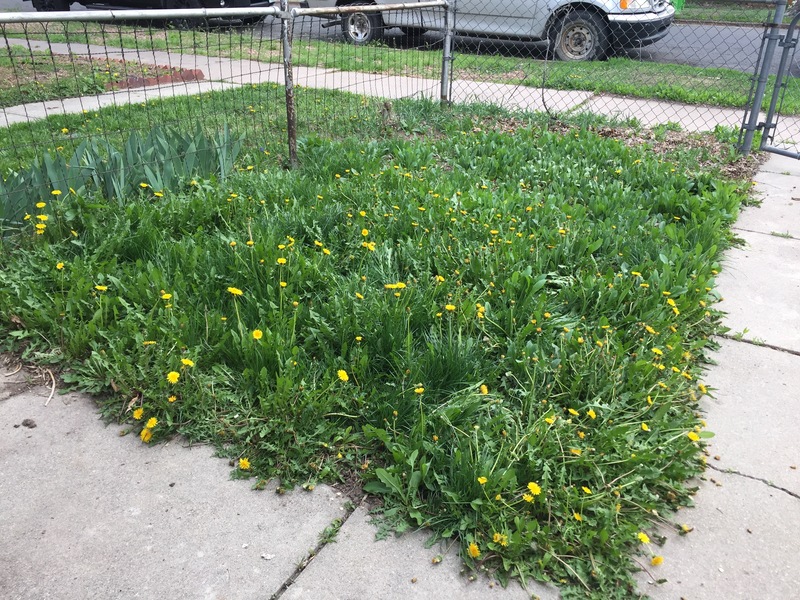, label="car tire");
[341,2,384,45]
[553,10,608,62]
[164,0,204,30]
[34,0,70,11]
